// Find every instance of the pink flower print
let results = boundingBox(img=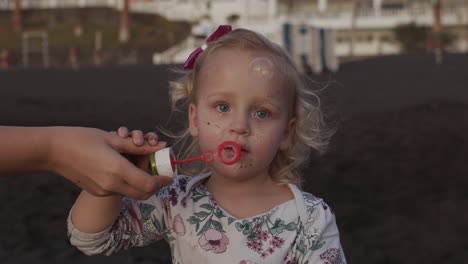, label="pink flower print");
[246,239,263,253]
[123,199,143,232]
[173,214,186,236]
[320,248,343,264]
[181,197,188,208]
[178,177,188,192]
[168,188,178,206]
[239,261,255,264]
[256,230,269,241]
[161,198,173,229]
[246,240,255,250]
[270,235,285,248]
[198,228,229,254]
